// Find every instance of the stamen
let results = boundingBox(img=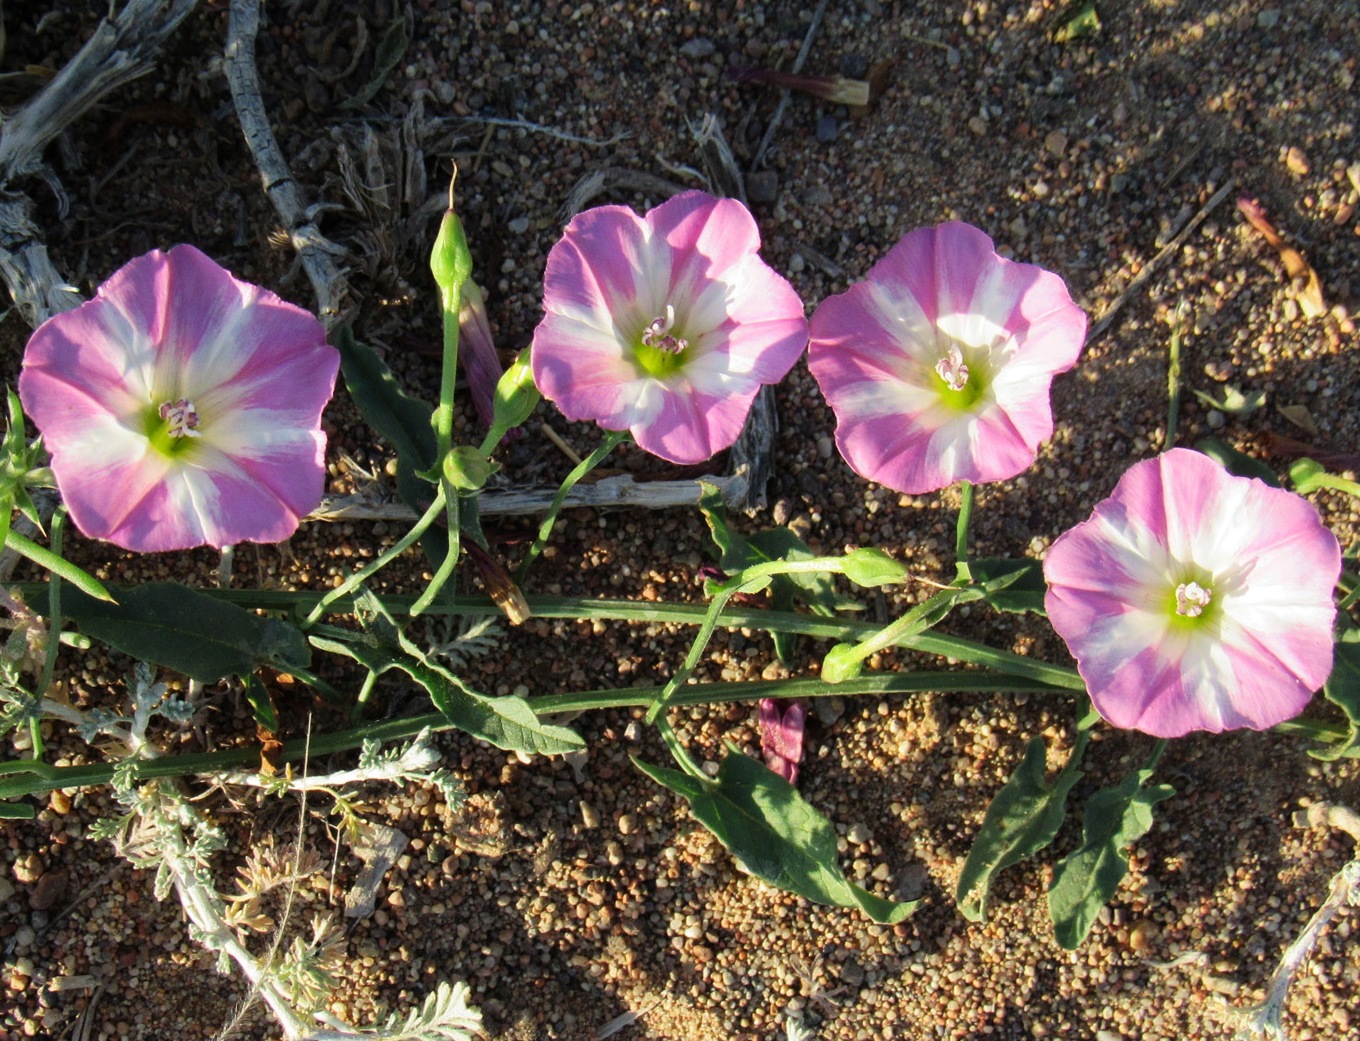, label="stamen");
[1175,581,1211,618]
[935,344,970,392]
[158,399,202,439]
[641,305,689,355]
